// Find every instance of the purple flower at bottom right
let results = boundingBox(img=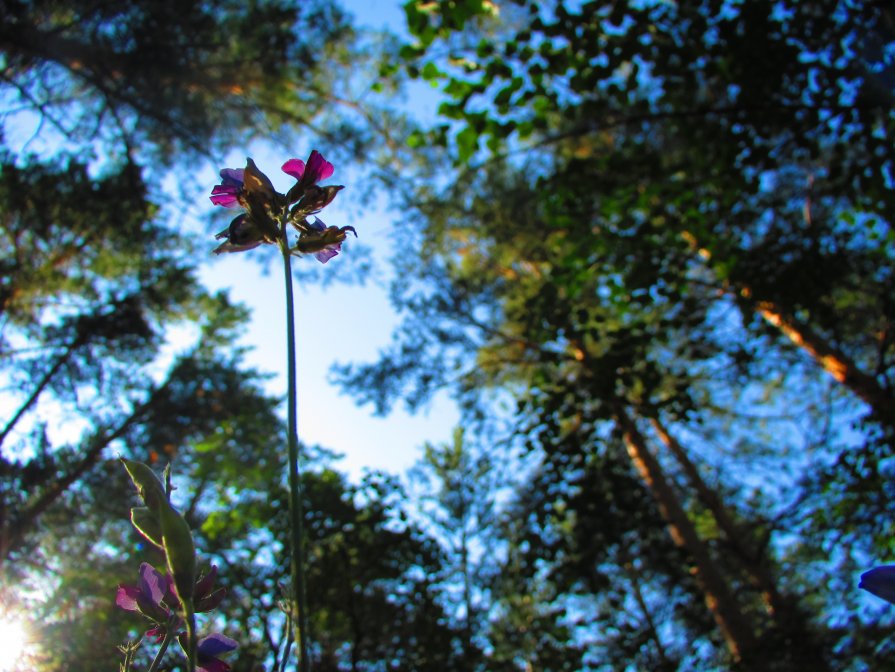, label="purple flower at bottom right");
[859,565,895,605]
